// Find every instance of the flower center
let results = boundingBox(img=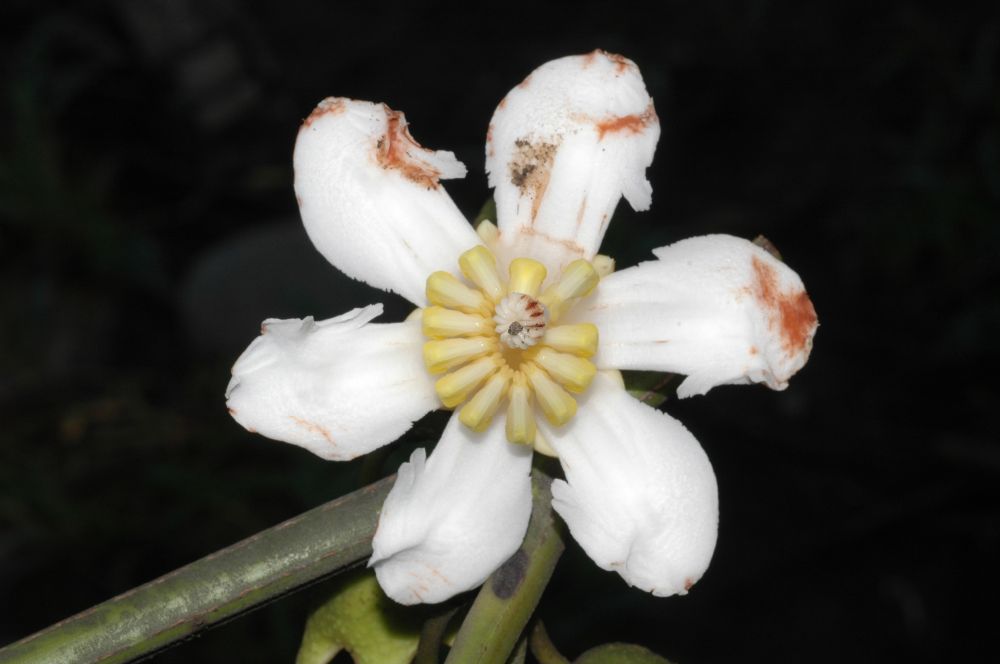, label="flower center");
[494,293,547,349]
[421,245,600,452]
